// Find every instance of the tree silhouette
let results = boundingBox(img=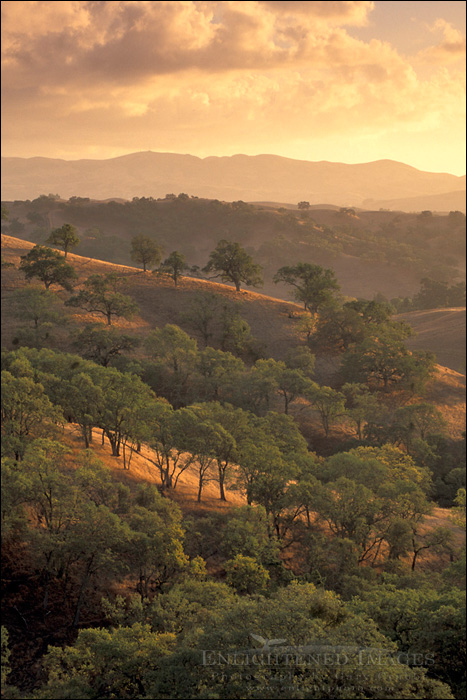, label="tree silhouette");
[159,251,188,286]
[203,240,263,292]
[66,273,139,325]
[130,235,163,272]
[46,223,80,258]
[274,263,340,313]
[19,246,77,291]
